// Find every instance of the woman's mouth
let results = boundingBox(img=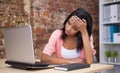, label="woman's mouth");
[65,31,70,35]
